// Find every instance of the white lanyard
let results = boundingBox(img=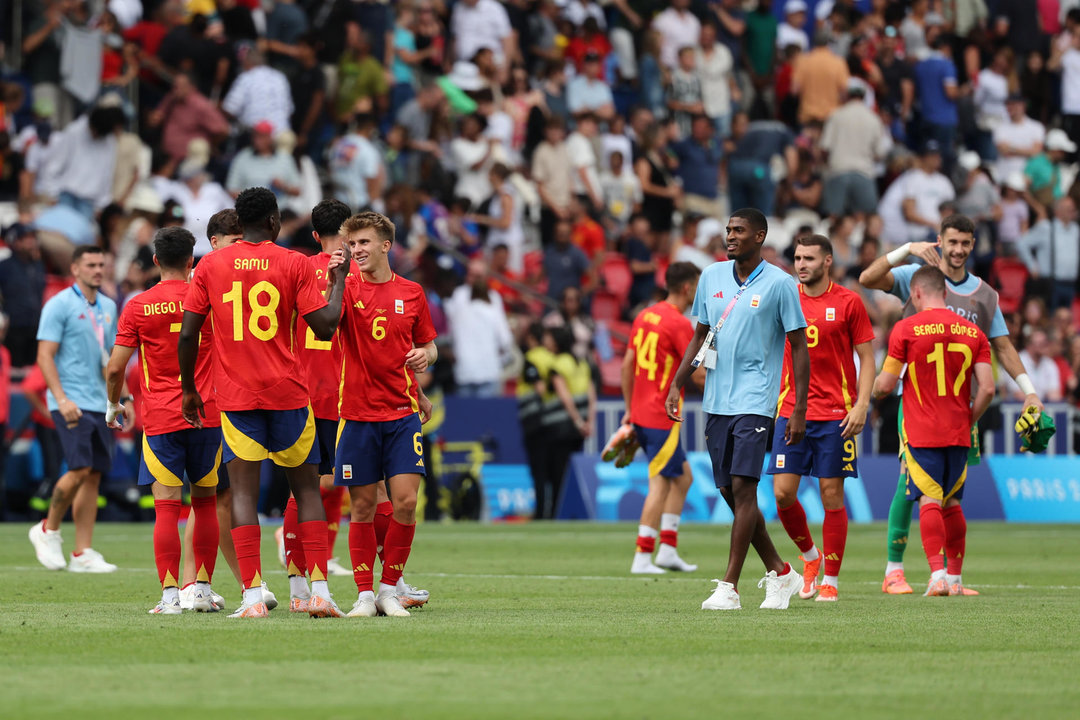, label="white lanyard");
[72,284,109,369]
[692,261,766,369]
